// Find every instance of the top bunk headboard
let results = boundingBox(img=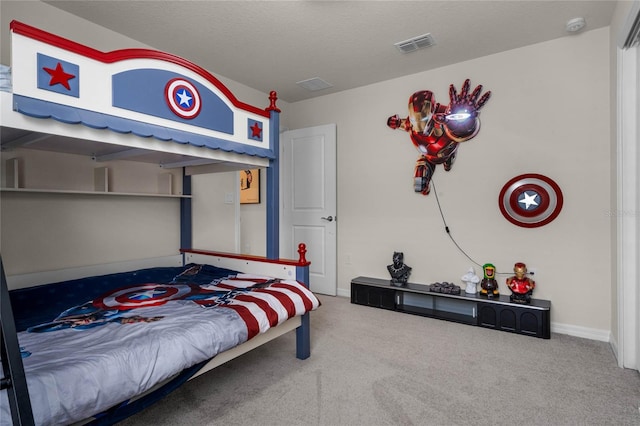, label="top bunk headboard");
[2,20,280,172]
